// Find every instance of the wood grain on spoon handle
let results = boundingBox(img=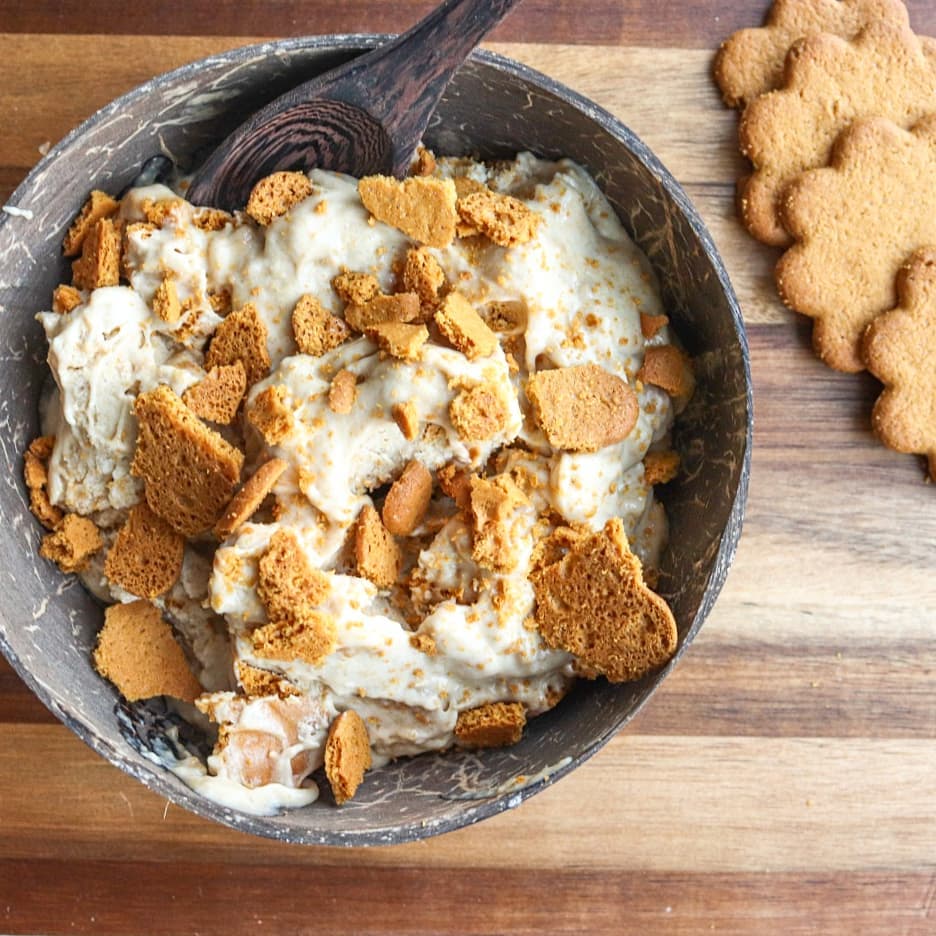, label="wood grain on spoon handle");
[186,0,524,208]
